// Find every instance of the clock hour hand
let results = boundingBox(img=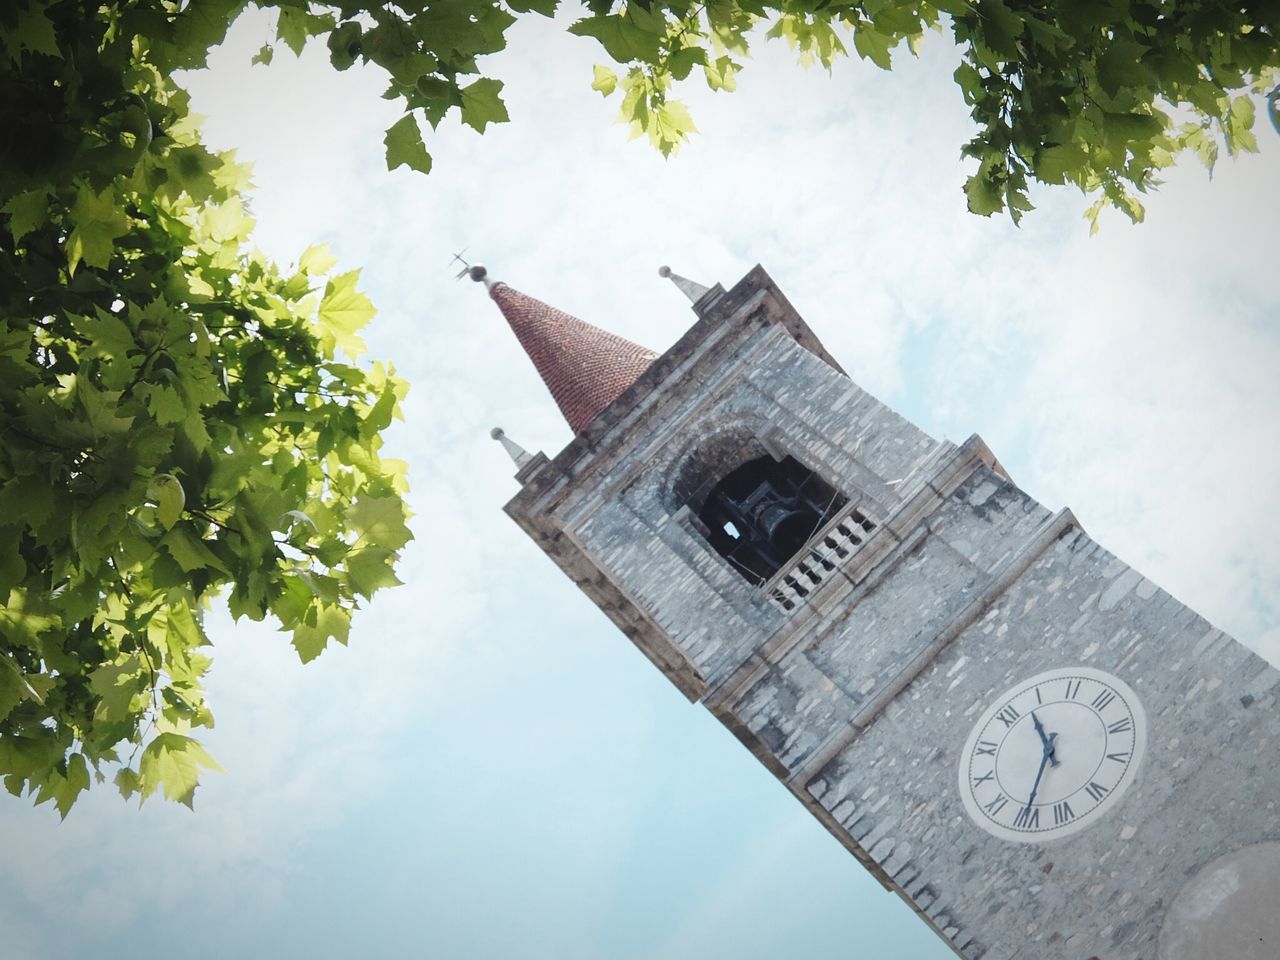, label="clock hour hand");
[1032,710,1060,767]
